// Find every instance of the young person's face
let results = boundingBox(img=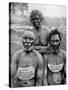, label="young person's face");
[50,34,61,50]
